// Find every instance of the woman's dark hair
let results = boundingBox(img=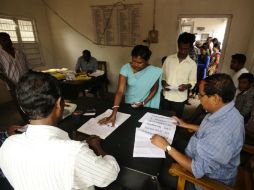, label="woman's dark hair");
[204,73,236,103]
[16,71,62,120]
[131,45,152,61]
[212,38,219,44]
[213,43,221,50]
[238,73,254,83]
